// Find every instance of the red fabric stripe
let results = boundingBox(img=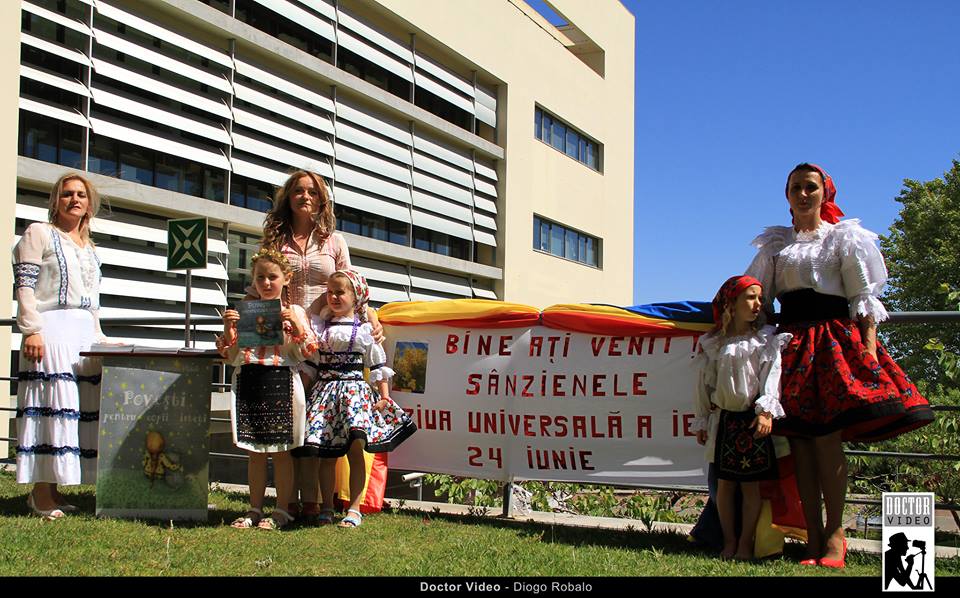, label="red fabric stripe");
[541,311,700,337]
[384,313,542,329]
